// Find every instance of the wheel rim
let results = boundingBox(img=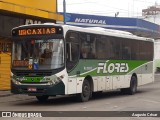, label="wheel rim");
[82,82,90,97]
